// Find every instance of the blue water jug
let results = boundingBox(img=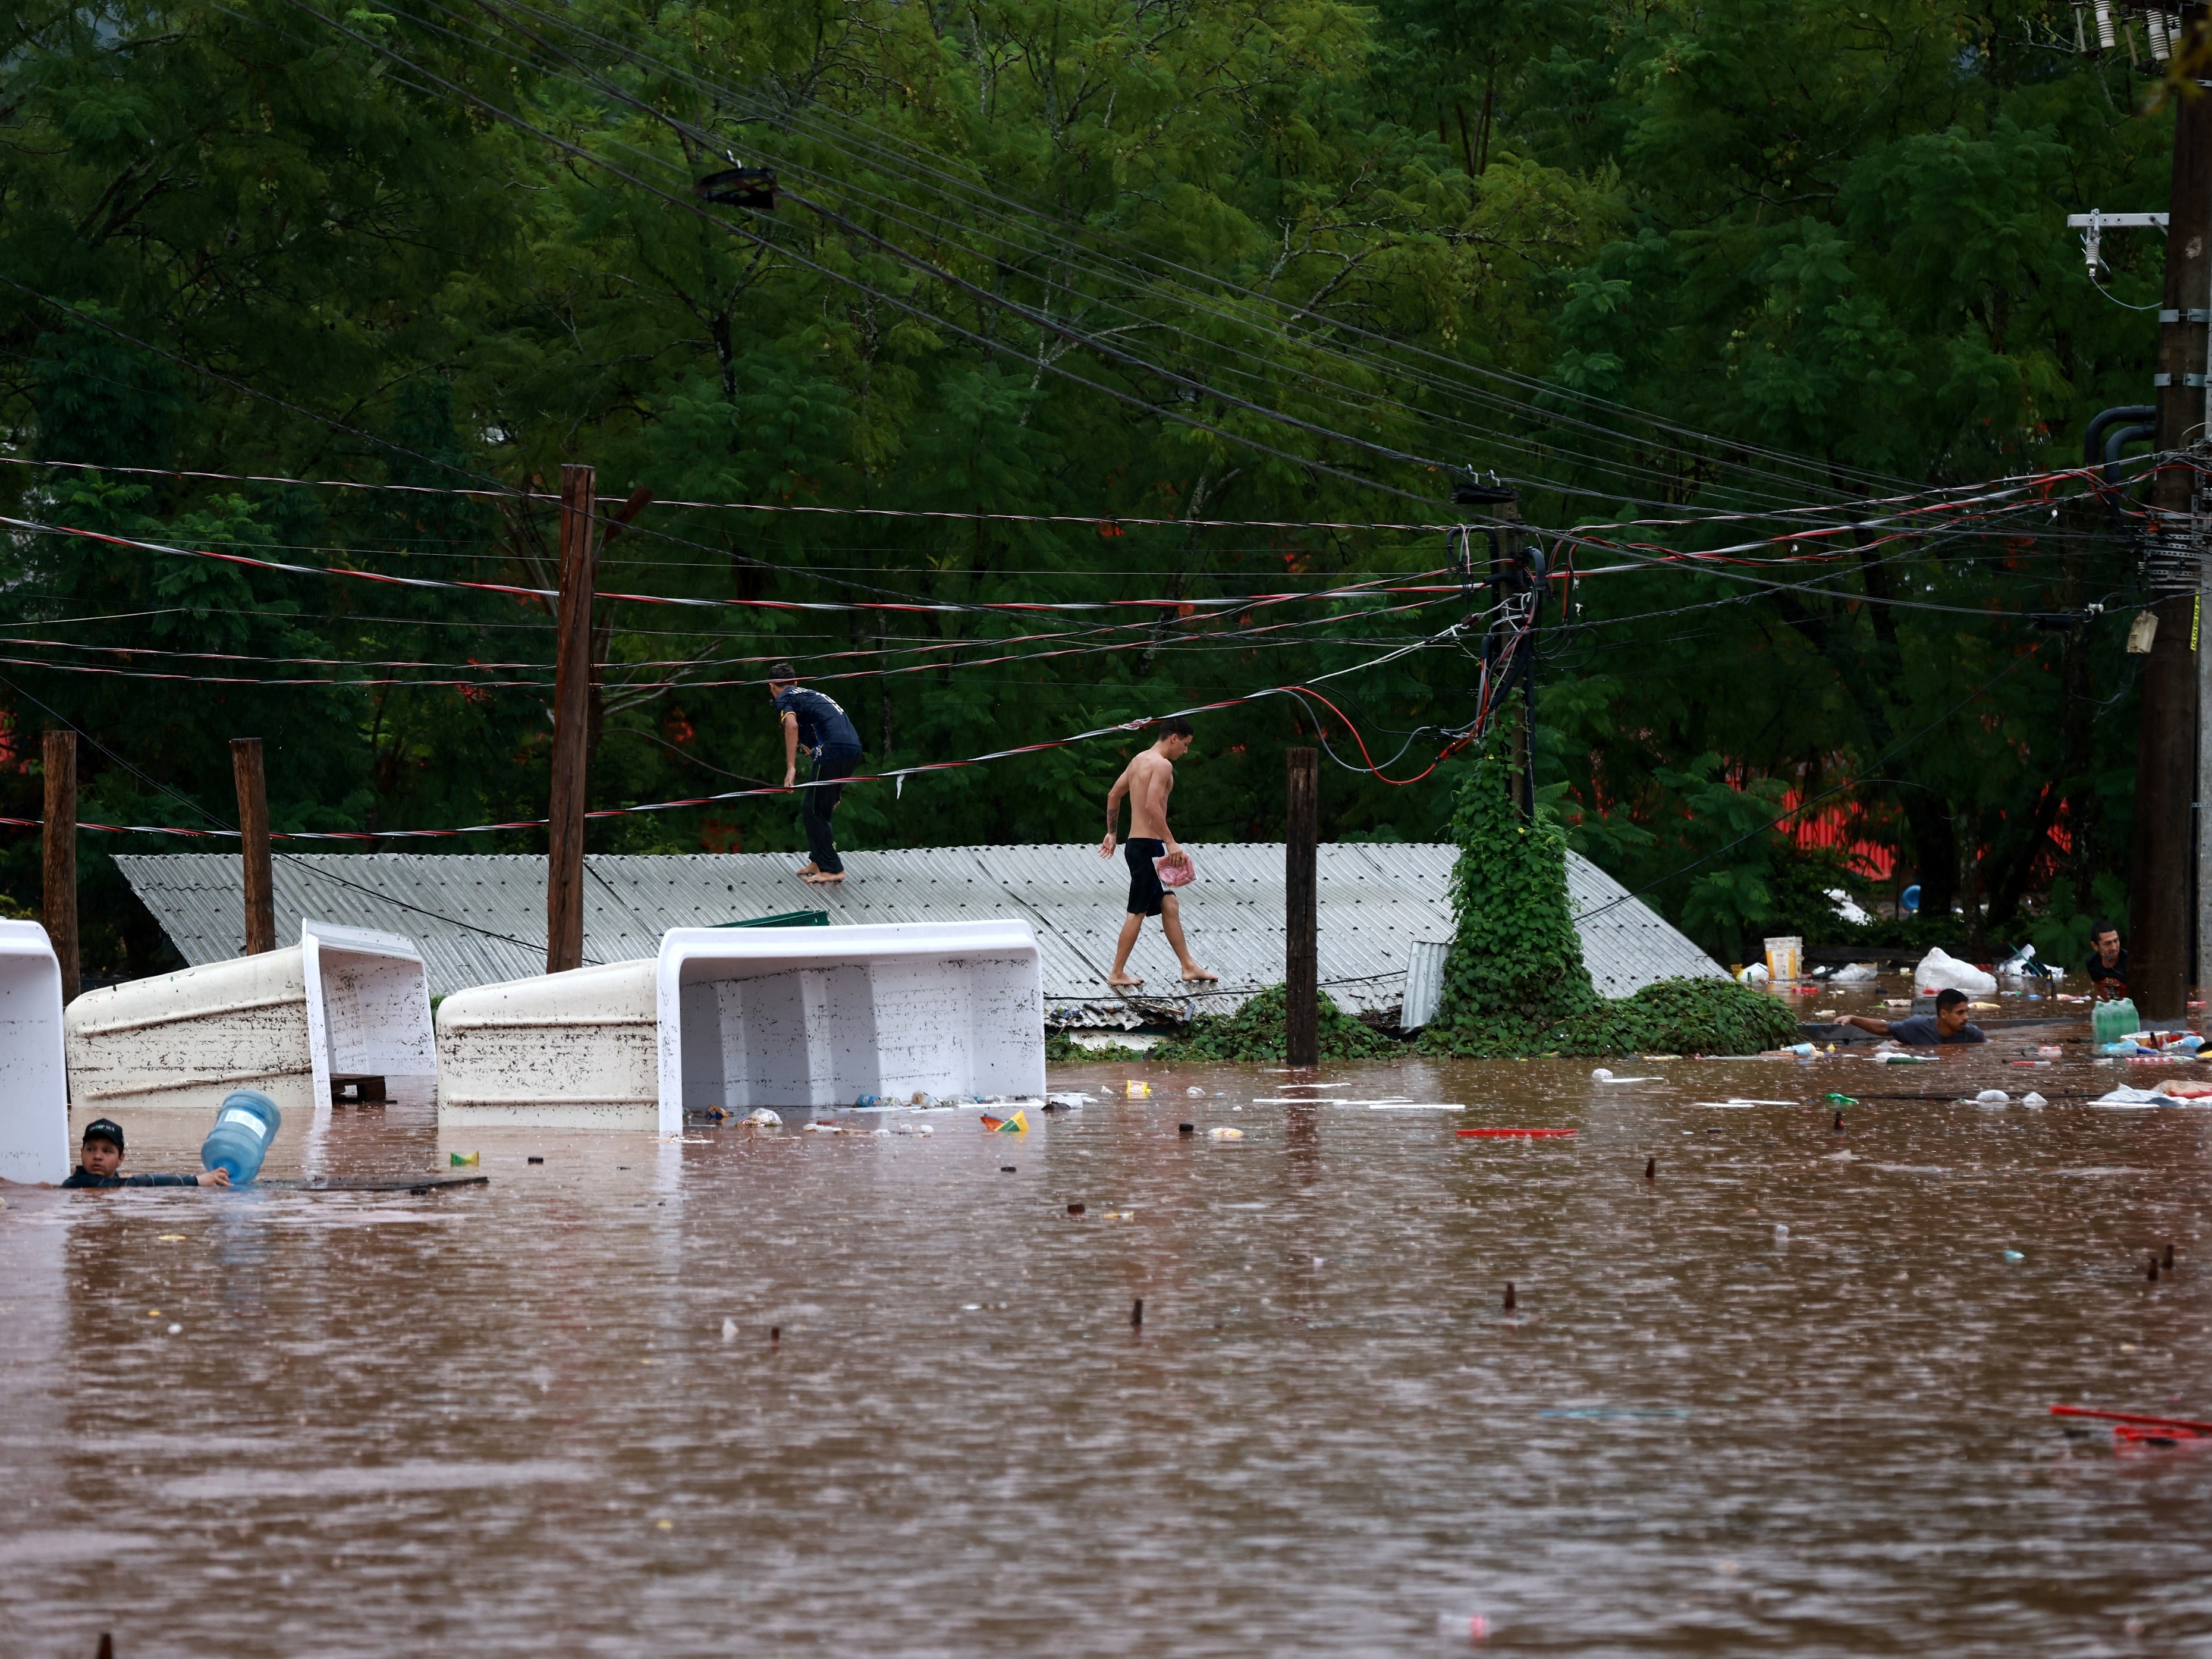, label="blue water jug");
[202,1089,282,1184]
